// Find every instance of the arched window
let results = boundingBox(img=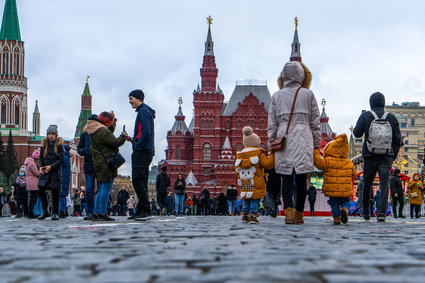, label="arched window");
[176,146,181,160]
[260,119,266,129]
[1,101,6,124]
[203,143,211,160]
[225,119,231,129]
[209,119,214,128]
[14,103,19,125]
[2,48,9,74]
[237,119,242,128]
[13,50,19,75]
